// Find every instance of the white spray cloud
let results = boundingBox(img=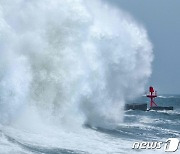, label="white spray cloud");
[0,0,153,128]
